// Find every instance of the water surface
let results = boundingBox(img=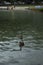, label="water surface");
[0,10,43,65]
